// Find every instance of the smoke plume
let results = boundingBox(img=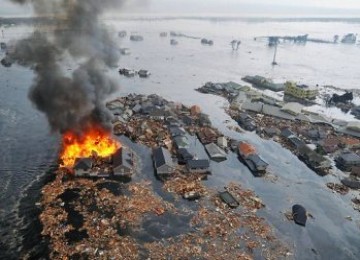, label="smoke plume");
[7,0,123,133]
